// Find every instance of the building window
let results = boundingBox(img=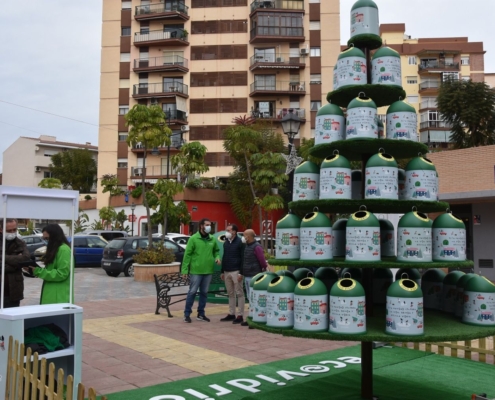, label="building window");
[407,95,418,103]
[309,21,321,30]
[461,56,470,65]
[118,162,128,168]
[461,75,471,81]
[119,106,129,115]
[43,171,53,178]
[310,47,321,57]
[406,76,418,84]
[120,53,130,62]
[310,74,321,84]
[408,56,417,65]
[443,72,459,81]
[121,27,131,36]
[310,101,321,111]
[118,132,128,141]
[122,1,131,10]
